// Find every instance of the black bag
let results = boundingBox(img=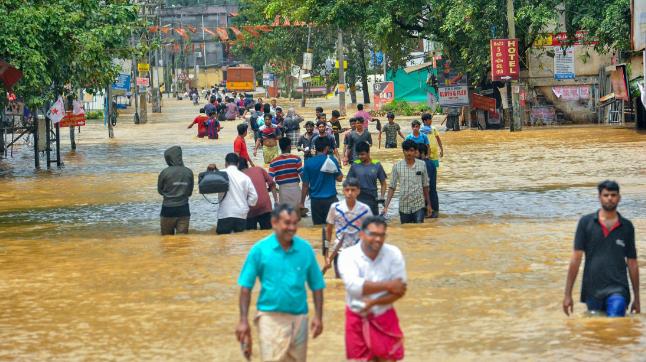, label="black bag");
[198,170,229,194]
